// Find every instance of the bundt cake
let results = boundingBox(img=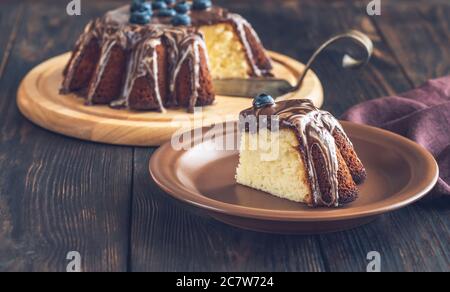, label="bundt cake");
[236,95,367,208]
[61,0,273,112]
